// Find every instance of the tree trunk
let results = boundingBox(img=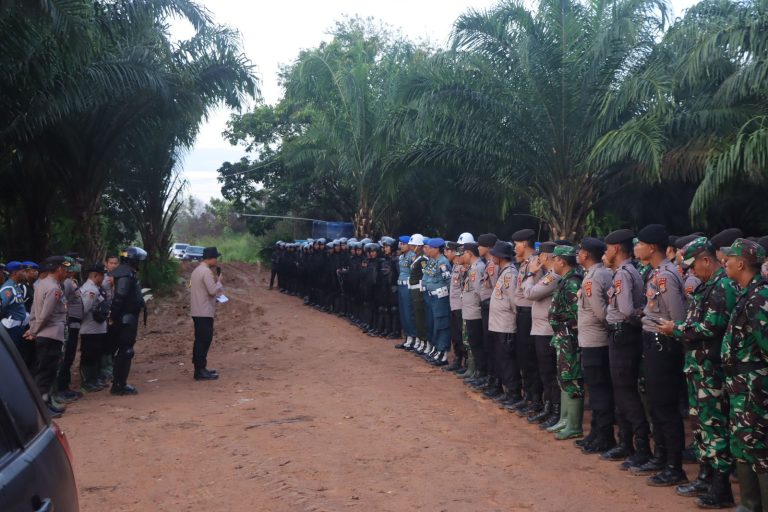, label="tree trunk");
[354,197,374,239]
[542,177,596,241]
